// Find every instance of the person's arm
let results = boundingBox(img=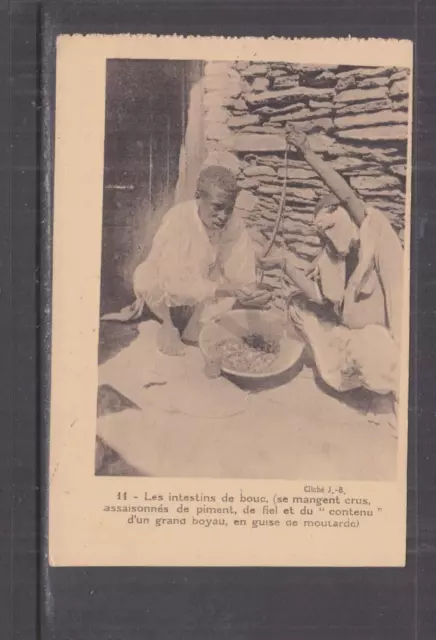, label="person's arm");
[256,254,324,303]
[214,282,238,298]
[285,125,366,227]
[283,257,324,304]
[370,210,404,347]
